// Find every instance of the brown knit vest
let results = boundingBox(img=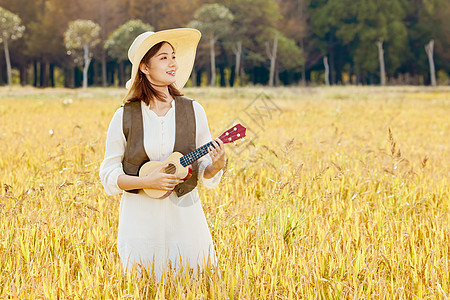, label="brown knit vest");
[122,96,199,197]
